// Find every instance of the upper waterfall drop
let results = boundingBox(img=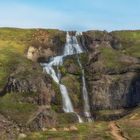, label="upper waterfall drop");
[63,32,83,55]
